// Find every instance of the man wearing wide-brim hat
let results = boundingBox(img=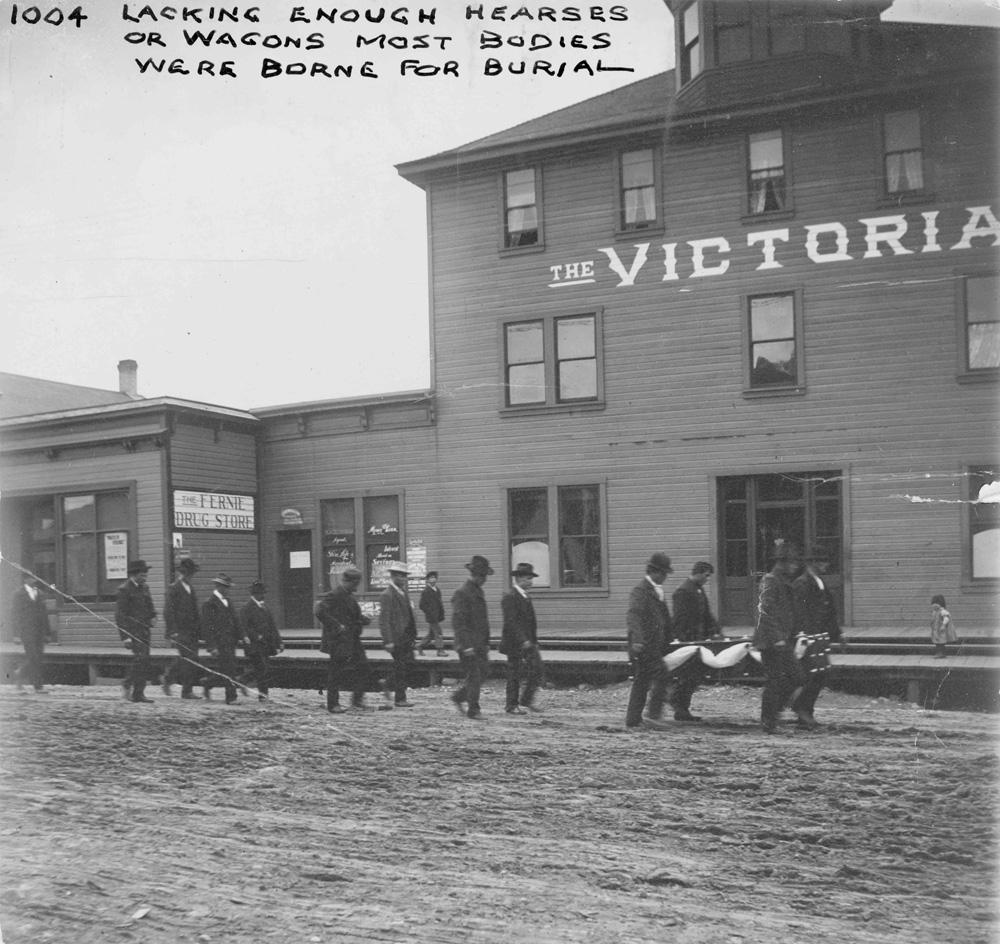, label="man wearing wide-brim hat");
[500,562,544,714]
[199,573,249,705]
[115,560,157,704]
[624,553,674,730]
[752,541,805,733]
[450,556,494,719]
[238,581,285,701]
[163,558,202,699]
[377,562,418,708]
